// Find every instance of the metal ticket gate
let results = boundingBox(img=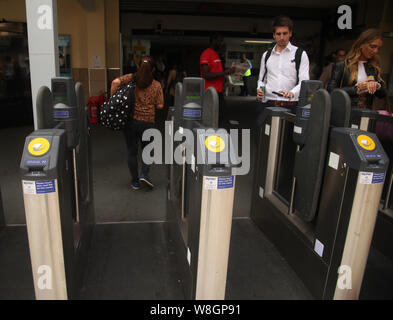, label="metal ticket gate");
[322,128,388,299]
[167,77,237,299]
[349,109,393,208]
[350,108,379,132]
[187,129,236,299]
[251,86,389,299]
[168,77,215,242]
[167,105,176,206]
[21,129,73,299]
[348,106,393,262]
[20,77,94,299]
[167,78,204,246]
